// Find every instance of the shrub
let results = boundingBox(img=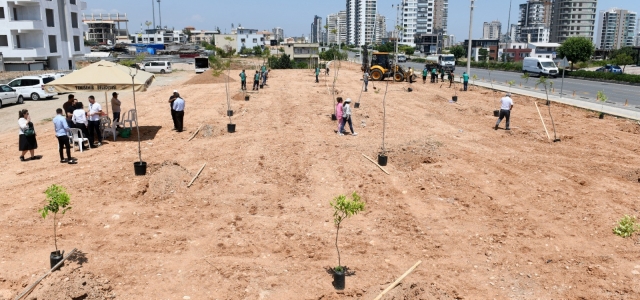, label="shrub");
[613,215,639,238]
